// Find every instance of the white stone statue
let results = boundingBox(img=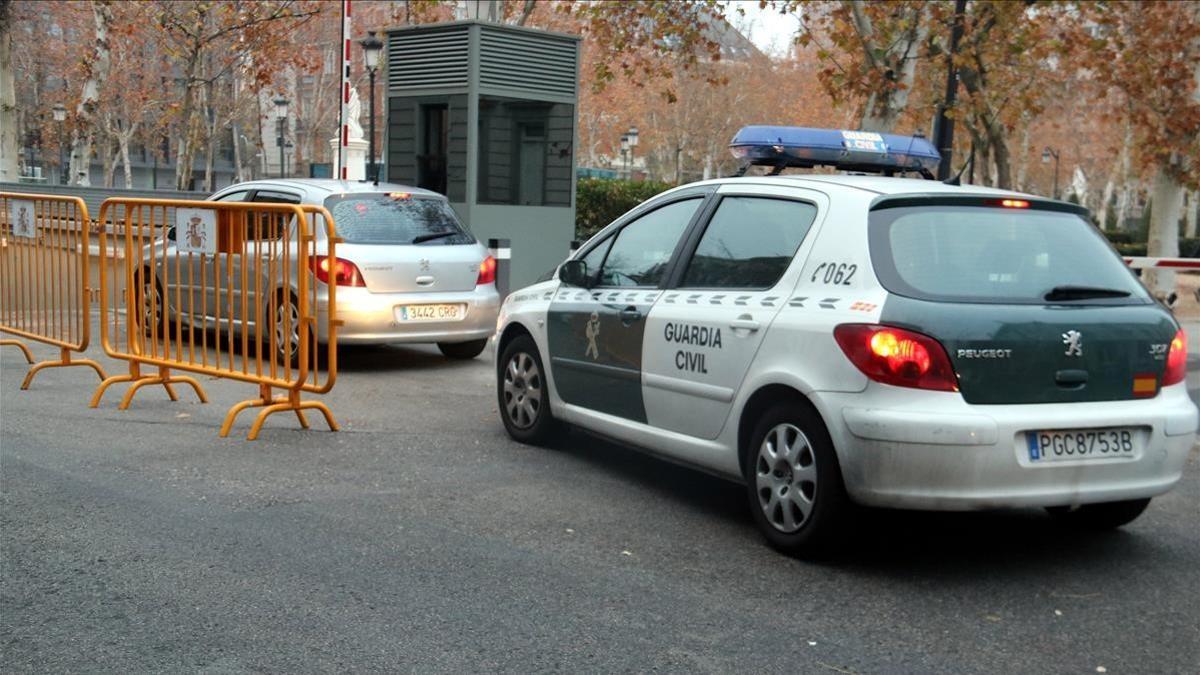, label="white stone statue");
[347,88,364,140]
